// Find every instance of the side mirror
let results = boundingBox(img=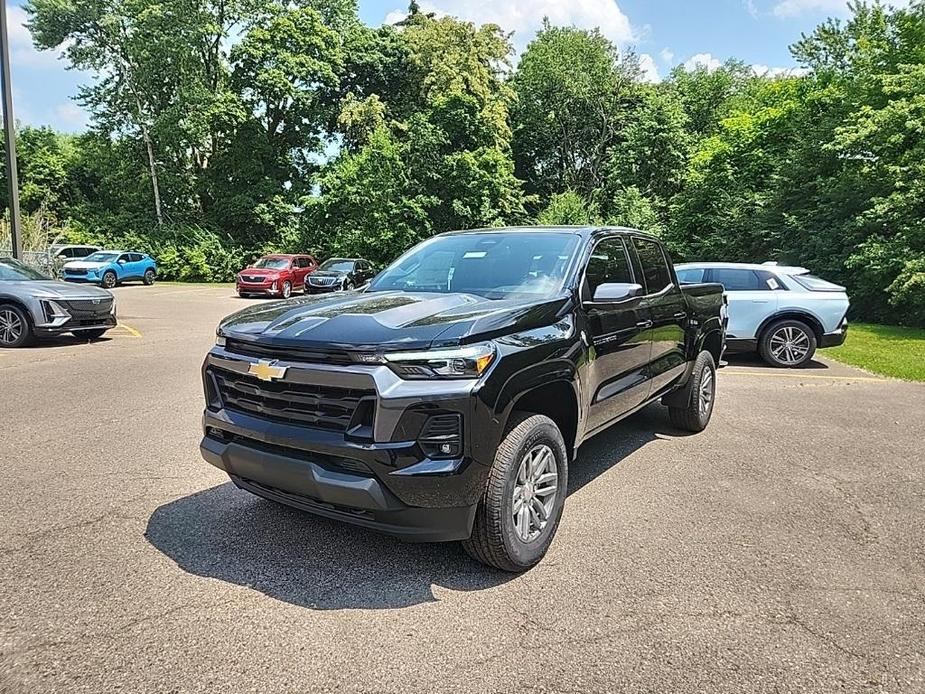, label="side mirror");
[593,282,643,302]
[118,259,126,265]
